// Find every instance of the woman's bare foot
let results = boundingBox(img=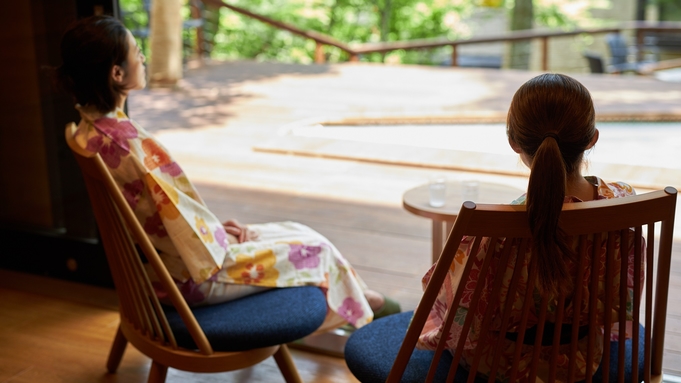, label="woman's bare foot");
[363,289,385,312]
